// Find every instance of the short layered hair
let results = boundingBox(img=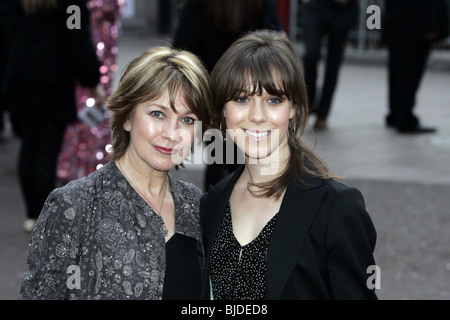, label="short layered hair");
[106,46,212,161]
